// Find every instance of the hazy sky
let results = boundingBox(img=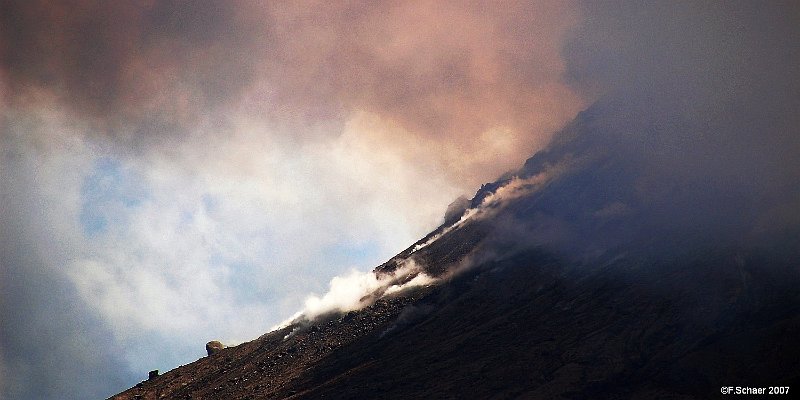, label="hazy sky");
[1,1,798,399]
